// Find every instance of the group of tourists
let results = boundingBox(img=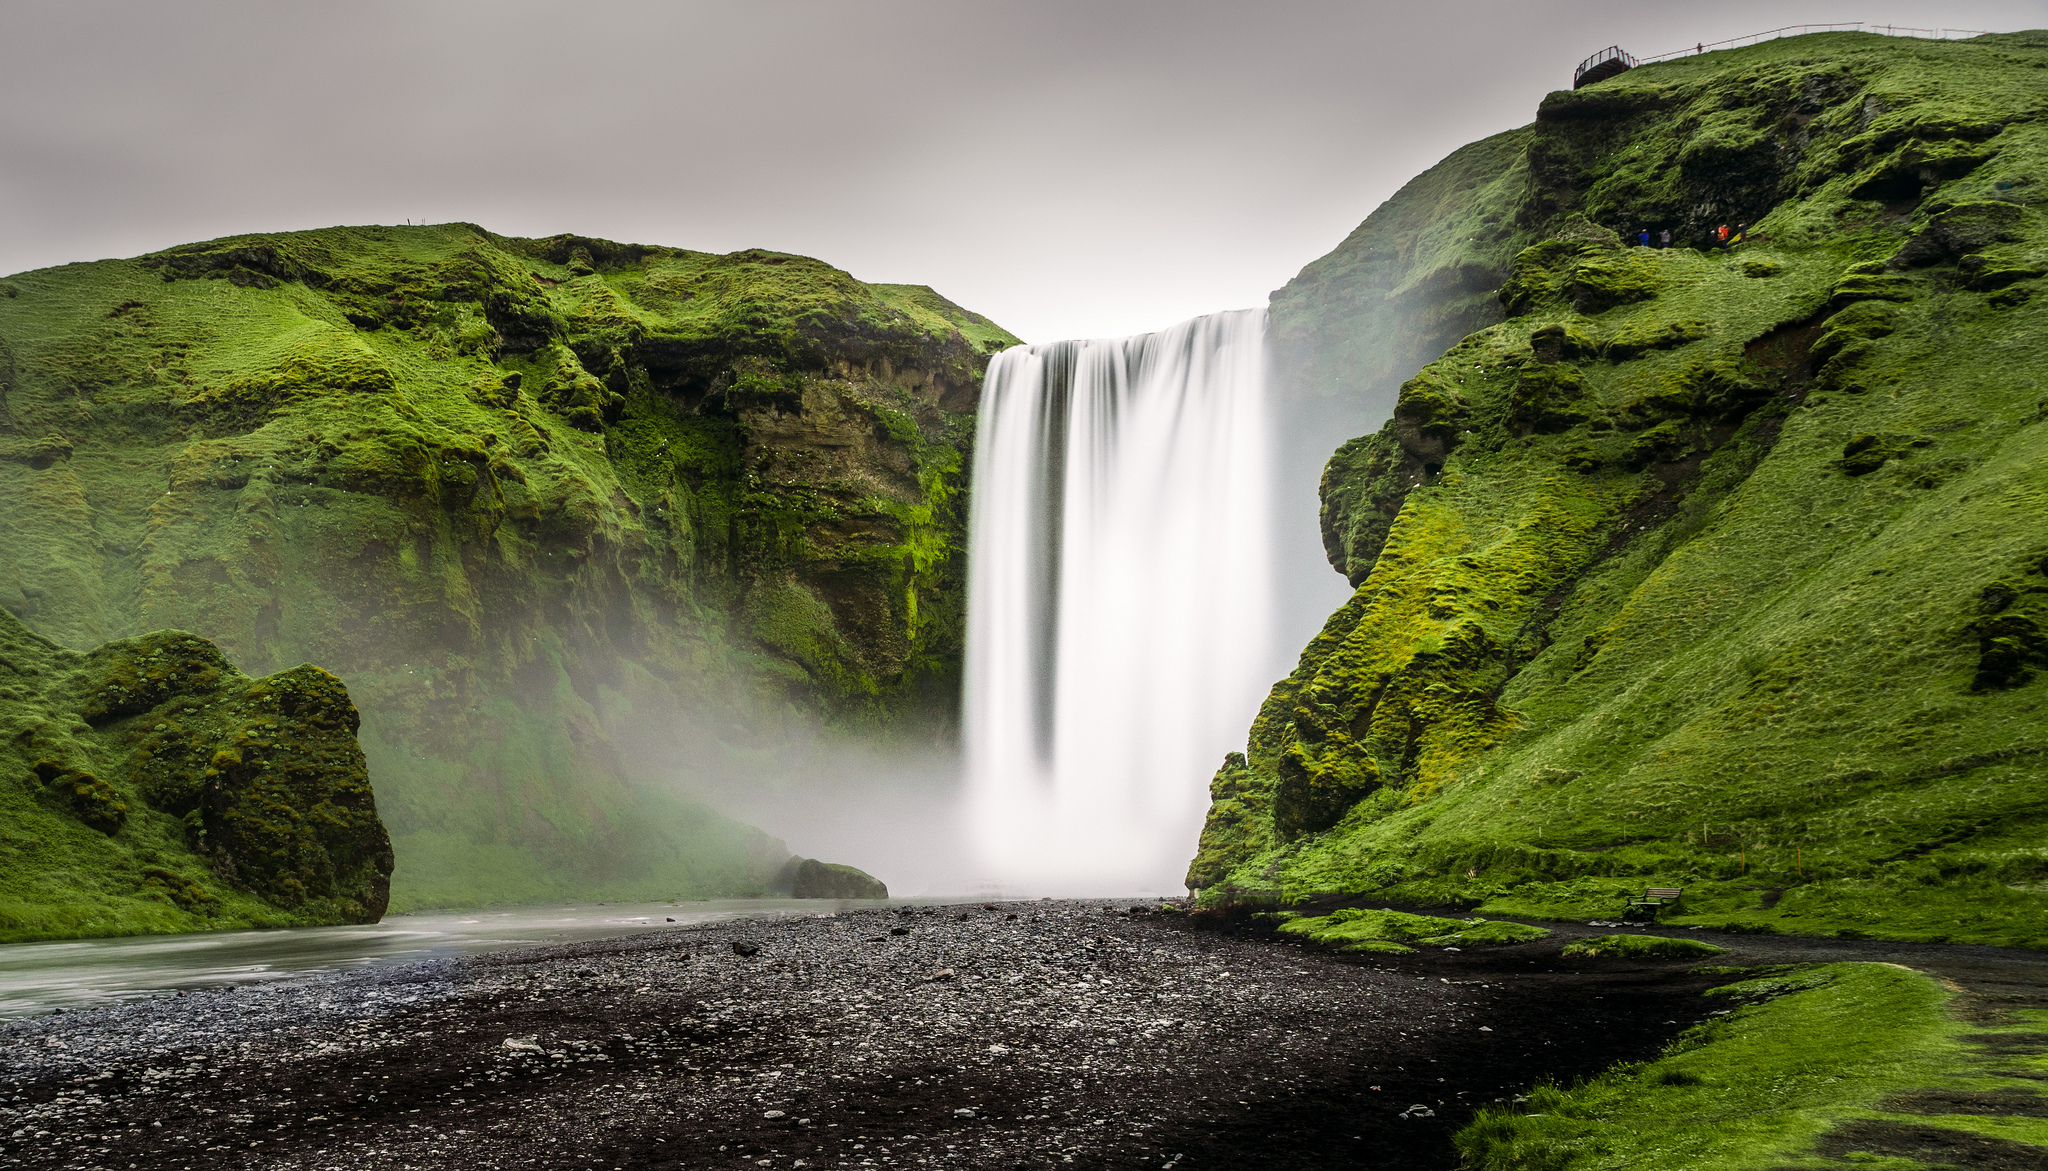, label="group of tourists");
[1625,222,1750,249]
